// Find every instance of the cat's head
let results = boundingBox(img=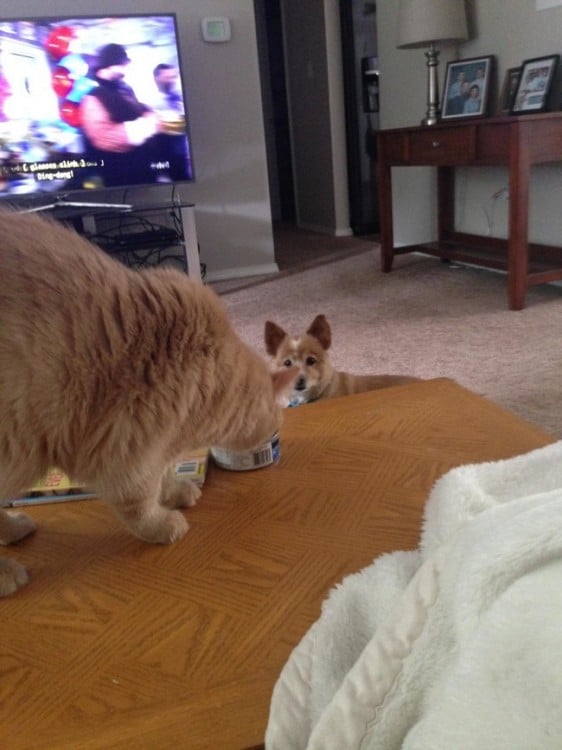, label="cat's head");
[175,280,298,453]
[213,364,297,452]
